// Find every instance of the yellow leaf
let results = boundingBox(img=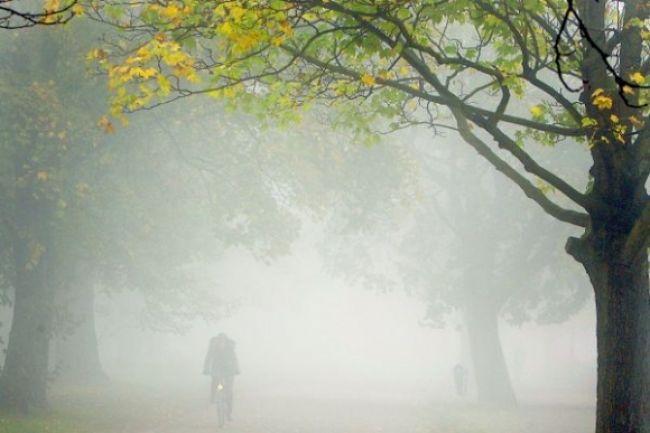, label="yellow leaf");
[44,0,61,10]
[161,4,179,18]
[610,114,620,123]
[629,115,644,128]
[139,67,158,79]
[36,171,49,181]
[278,20,294,36]
[219,22,234,35]
[97,116,115,134]
[135,45,153,61]
[207,89,222,98]
[581,116,598,127]
[622,85,635,95]
[230,5,246,21]
[592,95,613,110]
[591,88,605,97]
[86,48,107,62]
[360,73,376,87]
[157,75,172,95]
[71,3,84,15]
[630,71,645,85]
[529,105,544,119]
